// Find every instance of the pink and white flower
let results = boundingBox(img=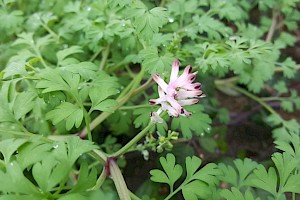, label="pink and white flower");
[149,59,205,118]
